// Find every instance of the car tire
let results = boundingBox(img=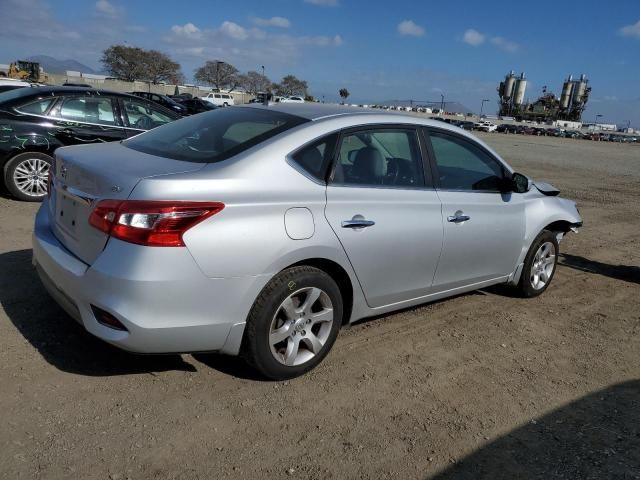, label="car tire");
[4,152,53,202]
[515,230,559,298]
[243,266,343,380]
